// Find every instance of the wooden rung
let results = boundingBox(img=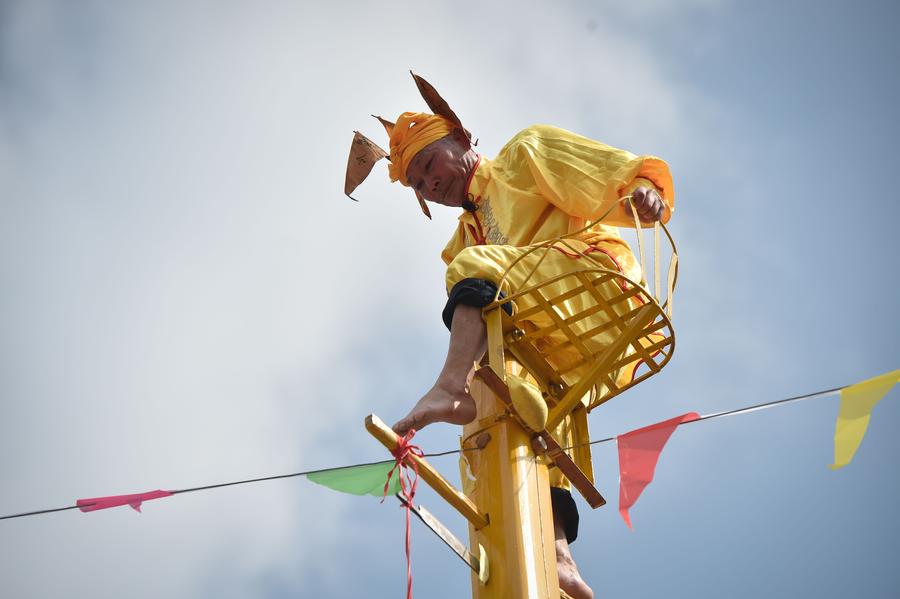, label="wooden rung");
[542,273,615,306]
[530,299,636,344]
[505,344,561,393]
[623,338,656,373]
[627,331,673,364]
[532,301,655,358]
[365,414,489,530]
[510,271,615,320]
[533,292,594,360]
[607,337,673,372]
[514,302,548,322]
[542,330,671,375]
[499,312,566,392]
[643,318,671,337]
[574,271,634,329]
[511,268,639,323]
[535,432,605,509]
[561,302,611,331]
